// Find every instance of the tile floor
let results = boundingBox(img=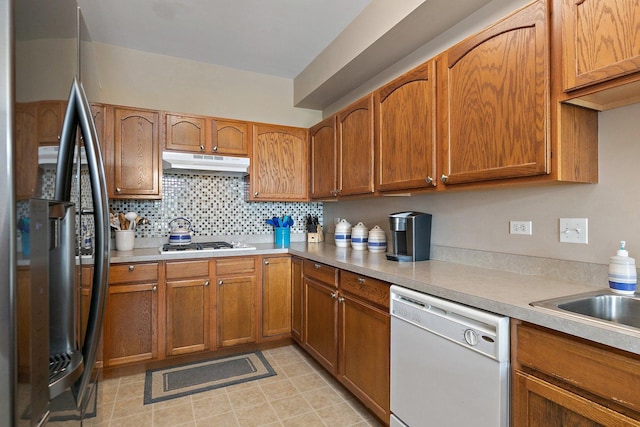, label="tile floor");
[86,345,384,427]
